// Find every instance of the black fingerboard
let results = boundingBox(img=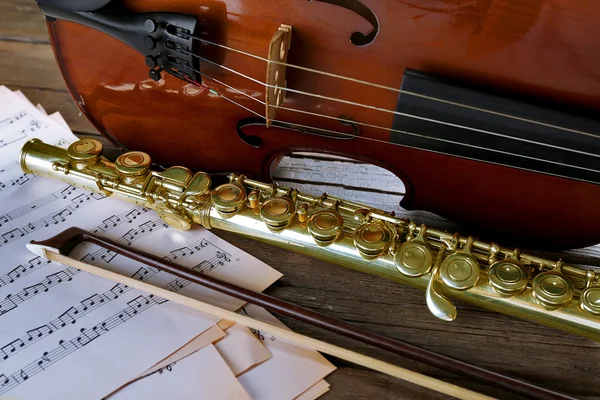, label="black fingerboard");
[391,69,600,184]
